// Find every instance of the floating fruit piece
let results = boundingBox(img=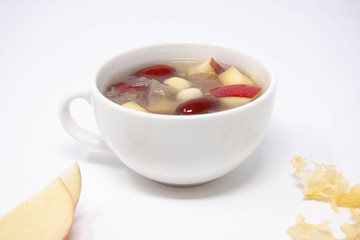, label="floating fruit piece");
[210,58,225,74]
[176,88,204,103]
[147,98,178,115]
[210,85,261,98]
[186,59,216,75]
[210,85,261,108]
[176,97,219,115]
[218,66,255,86]
[135,65,175,81]
[121,101,148,113]
[163,77,191,92]
[218,97,253,108]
